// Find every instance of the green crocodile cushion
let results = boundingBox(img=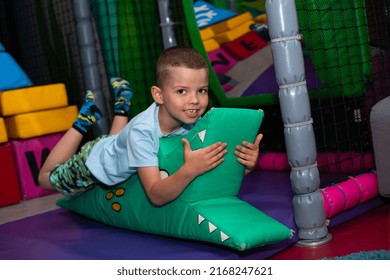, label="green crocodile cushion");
[57,107,292,251]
